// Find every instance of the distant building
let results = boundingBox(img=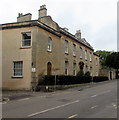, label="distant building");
[1,5,100,90]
